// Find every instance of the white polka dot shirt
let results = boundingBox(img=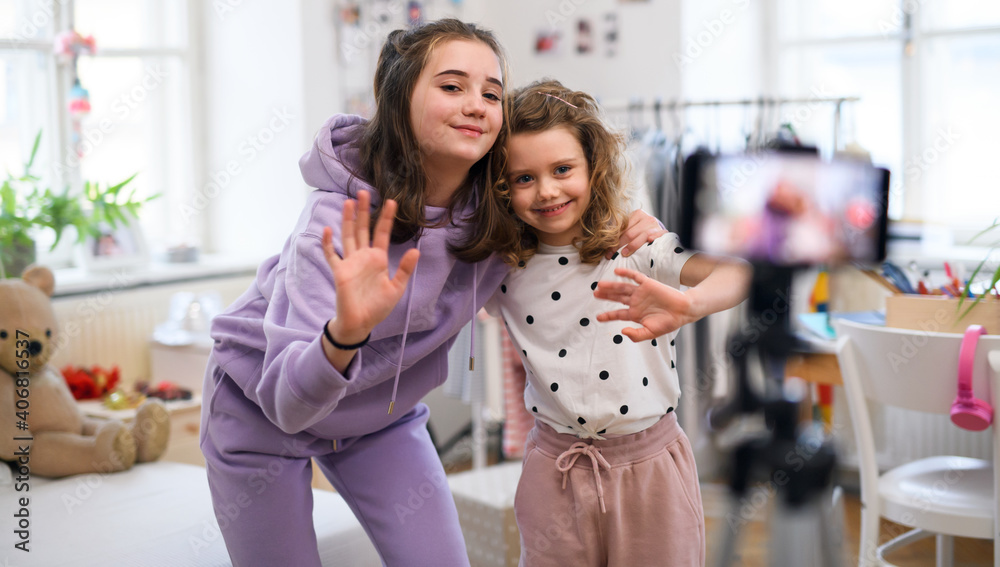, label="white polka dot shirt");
[487,233,696,439]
